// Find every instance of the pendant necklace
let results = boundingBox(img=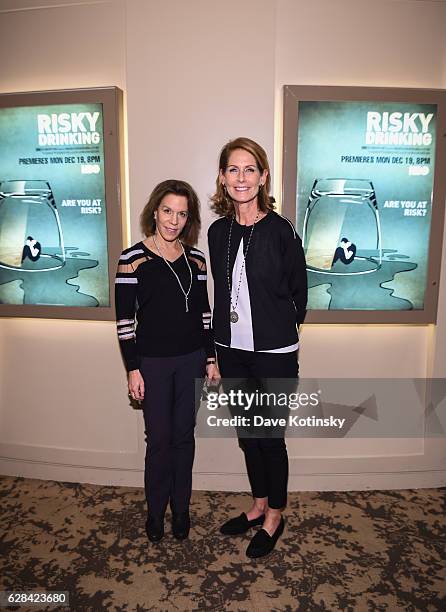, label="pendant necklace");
[152,234,193,312]
[227,210,259,323]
